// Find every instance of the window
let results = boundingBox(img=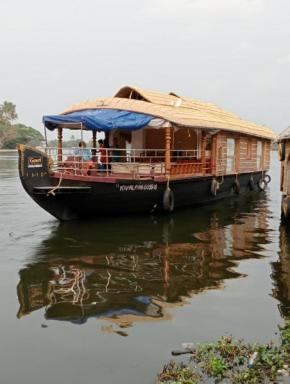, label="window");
[246,140,252,159]
[226,138,235,172]
[257,141,262,169]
